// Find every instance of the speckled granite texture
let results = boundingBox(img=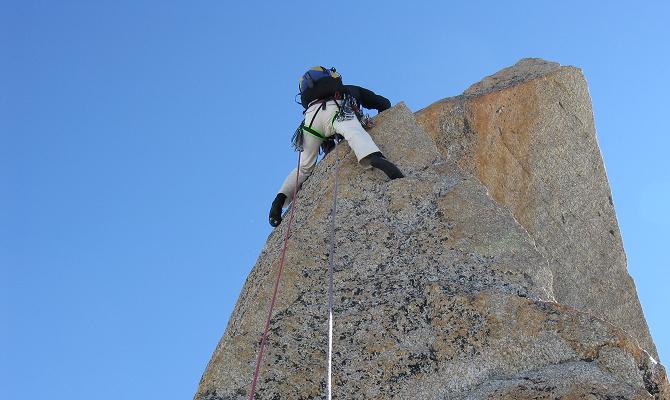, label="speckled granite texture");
[195,61,667,399]
[415,58,658,361]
